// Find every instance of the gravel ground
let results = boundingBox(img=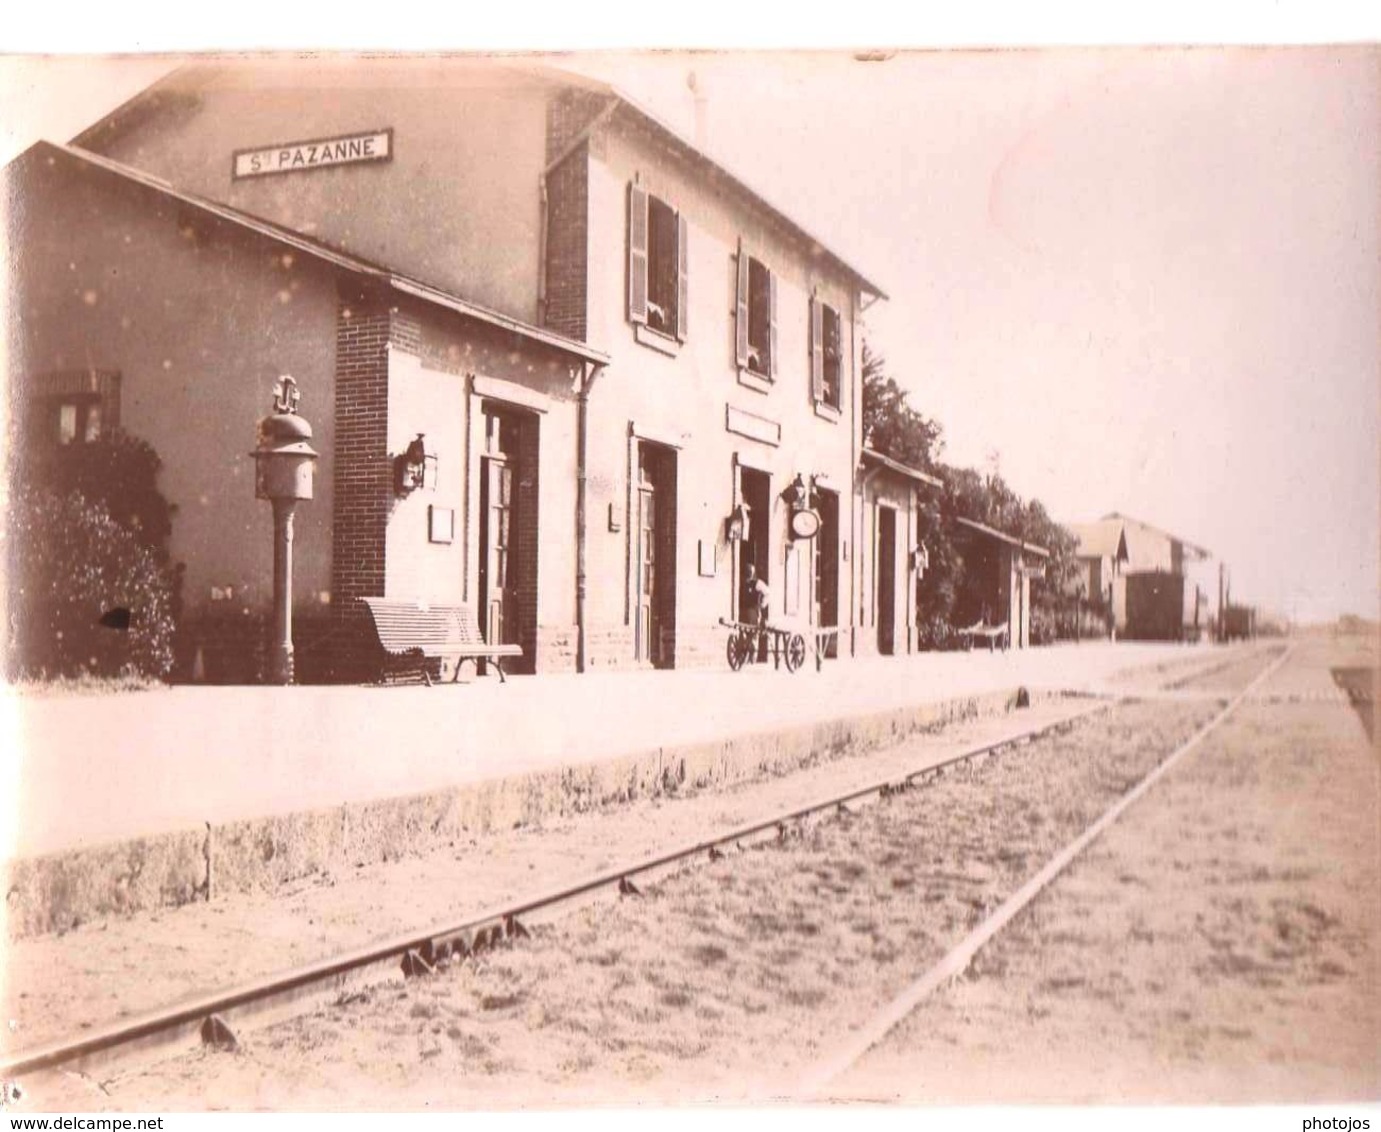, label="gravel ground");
[29,695,1220,1110]
[3,698,1086,1054]
[832,643,1378,1103]
[1165,643,1287,694]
